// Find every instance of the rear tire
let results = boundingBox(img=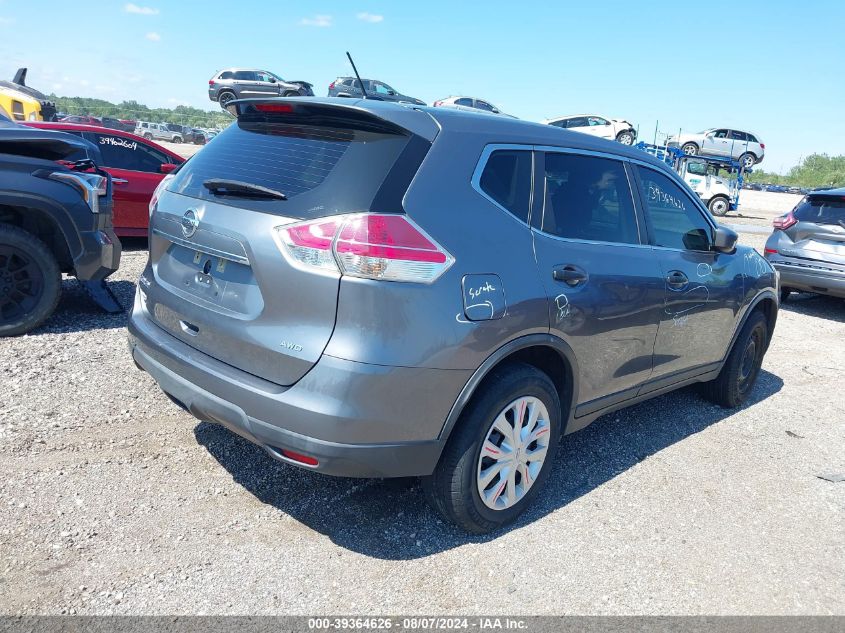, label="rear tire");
[143,133,152,140]
[681,142,699,155]
[422,363,562,533]
[708,195,730,216]
[0,223,62,337]
[739,153,757,169]
[616,131,635,145]
[218,91,236,109]
[701,311,768,408]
